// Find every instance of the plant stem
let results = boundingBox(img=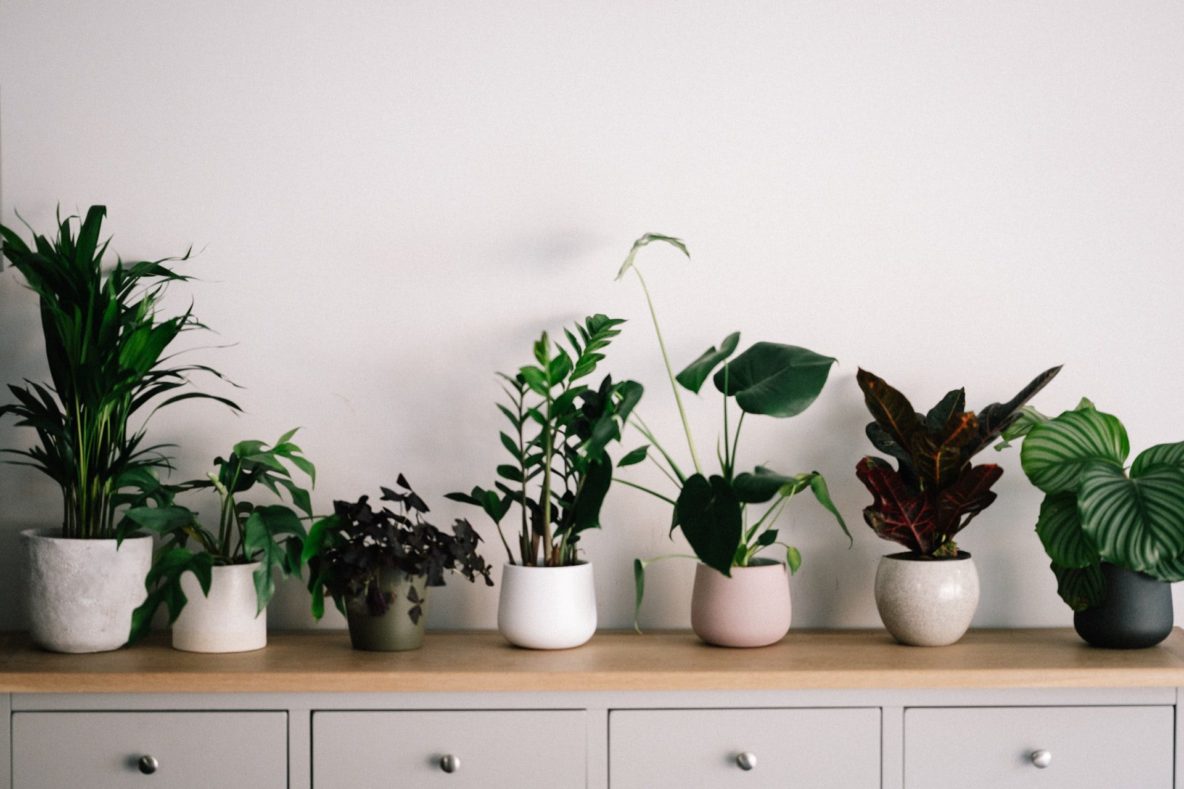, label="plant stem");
[613,477,677,506]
